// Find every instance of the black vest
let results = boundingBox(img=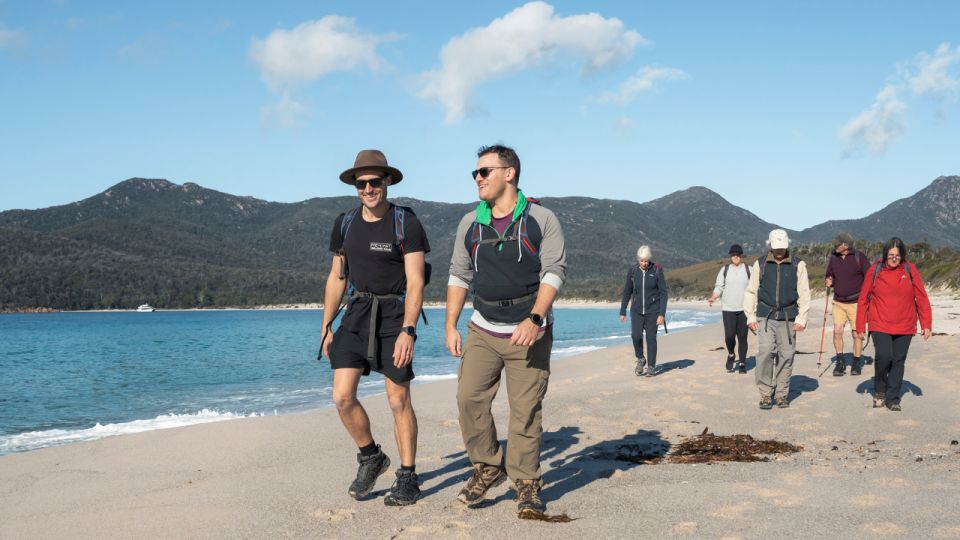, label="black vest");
[757,256,801,321]
[468,216,543,324]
